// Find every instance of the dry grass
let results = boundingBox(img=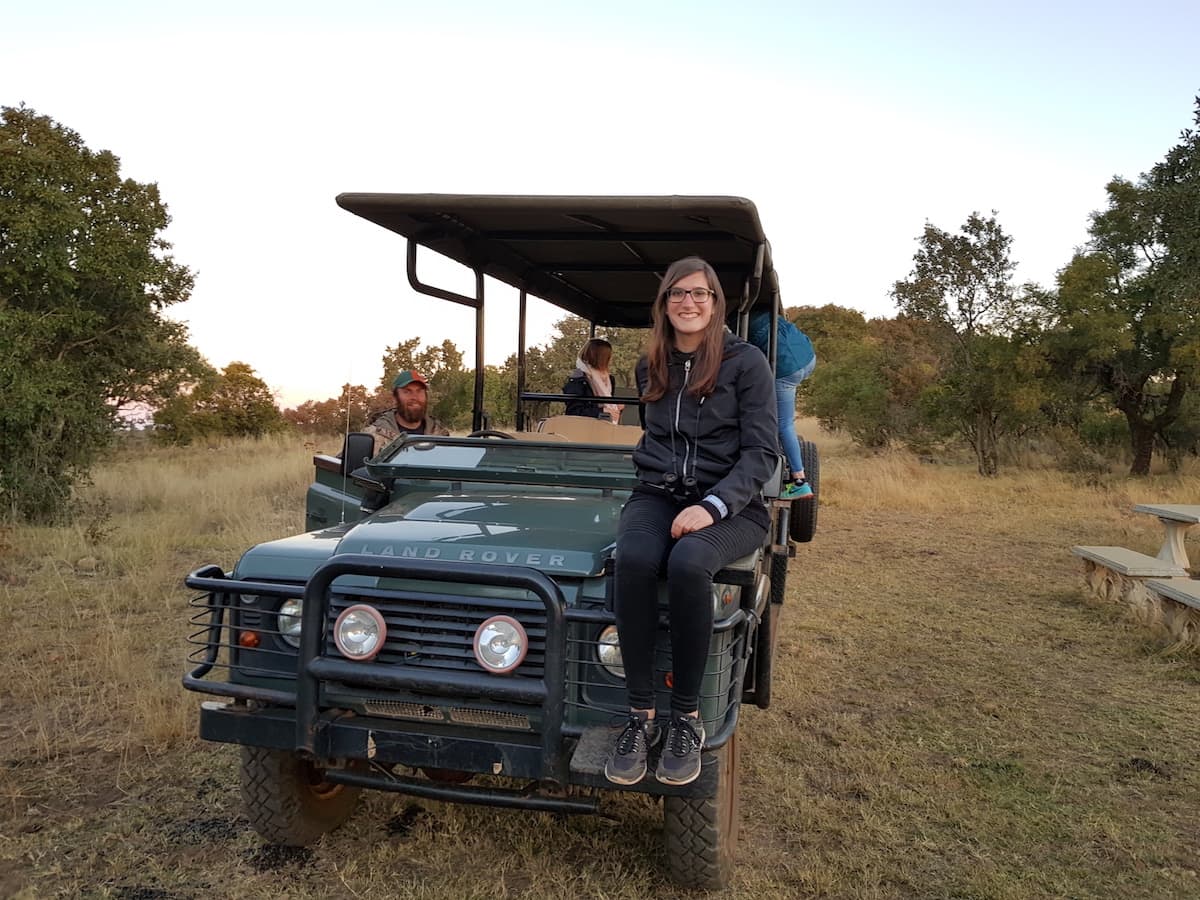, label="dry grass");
[1,422,1198,898]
